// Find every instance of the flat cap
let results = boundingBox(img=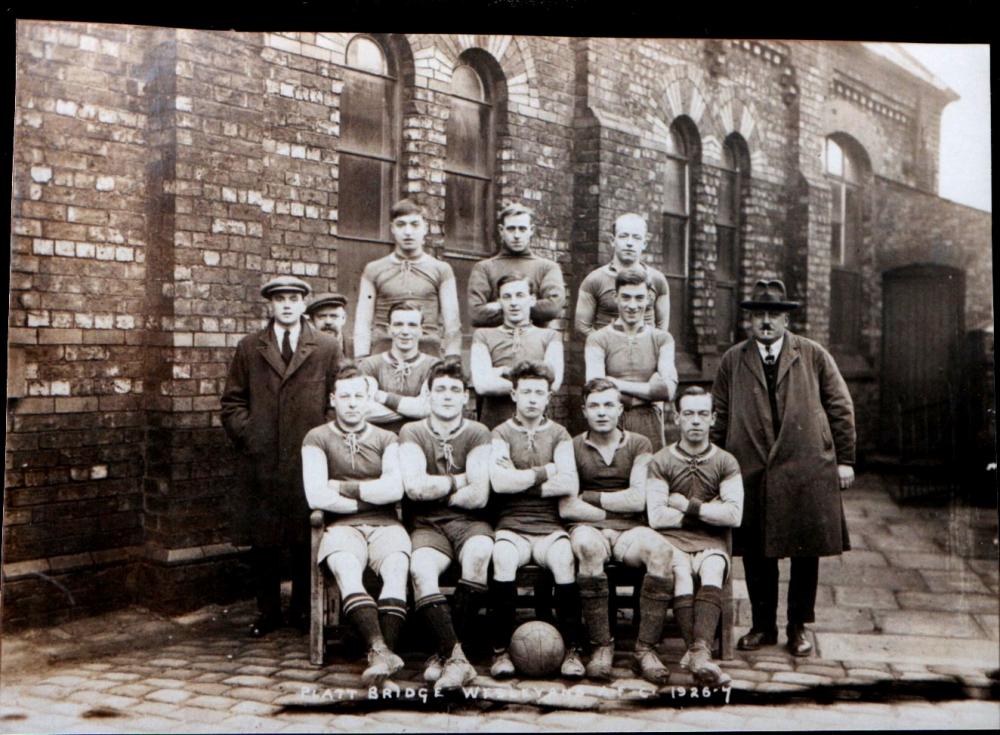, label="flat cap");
[306,292,348,315]
[260,275,311,299]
